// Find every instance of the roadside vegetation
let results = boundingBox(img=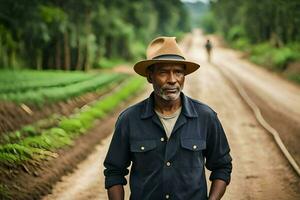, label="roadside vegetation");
[198,0,300,84]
